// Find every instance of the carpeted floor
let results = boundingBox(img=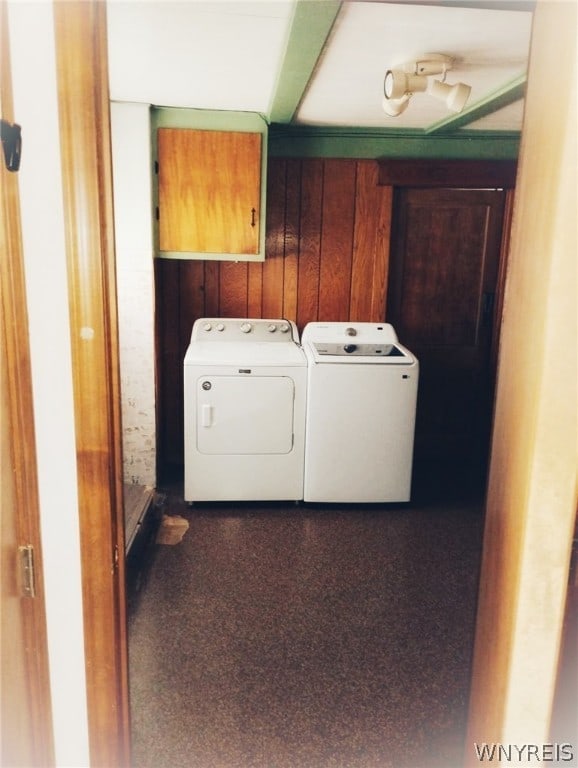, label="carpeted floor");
[128,474,485,768]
